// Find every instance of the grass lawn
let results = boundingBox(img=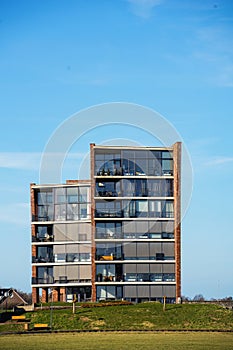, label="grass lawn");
[0,303,232,333]
[1,332,233,350]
